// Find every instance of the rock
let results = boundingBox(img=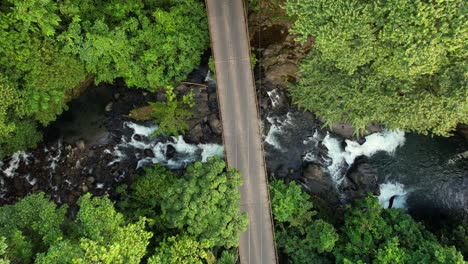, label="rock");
[208,114,223,135]
[301,163,339,202]
[341,159,379,200]
[128,105,153,121]
[156,91,167,102]
[144,148,155,158]
[81,185,89,193]
[187,124,204,142]
[174,84,189,96]
[76,140,85,150]
[114,93,121,100]
[264,62,298,88]
[87,177,95,184]
[187,88,210,128]
[456,124,468,140]
[166,145,176,159]
[266,88,289,109]
[327,120,383,139]
[105,102,113,112]
[142,91,148,96]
